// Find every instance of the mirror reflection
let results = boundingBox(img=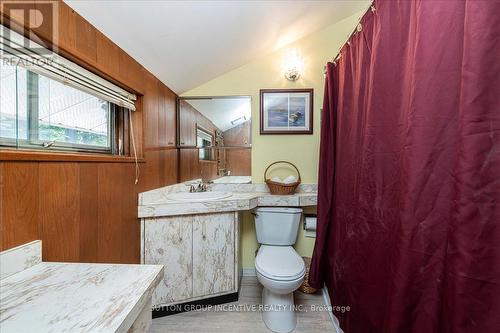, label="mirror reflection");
[178,96,252,183]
